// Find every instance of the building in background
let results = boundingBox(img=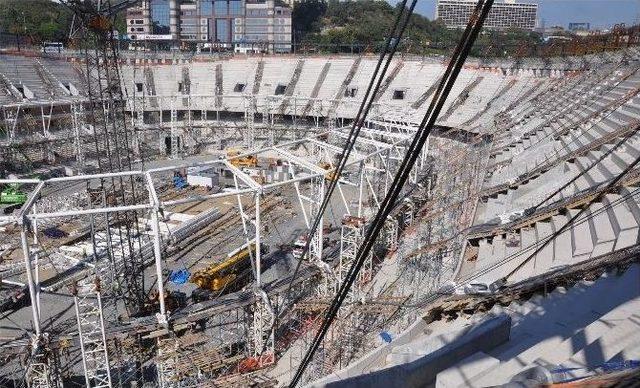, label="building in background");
[201,0,244,47]
[126,0,175,40]
[235,0,292,53]
[568,22,591,32]
[125,0,292,52]
[436,0,538,30]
